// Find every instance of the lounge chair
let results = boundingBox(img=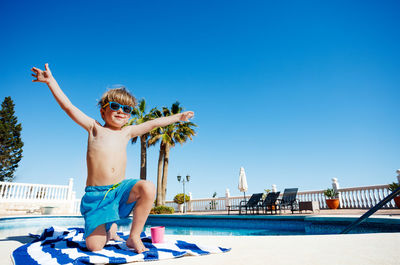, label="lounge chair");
[258,192,280,214]
[277,188,299,213]
[227,193,263,215]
